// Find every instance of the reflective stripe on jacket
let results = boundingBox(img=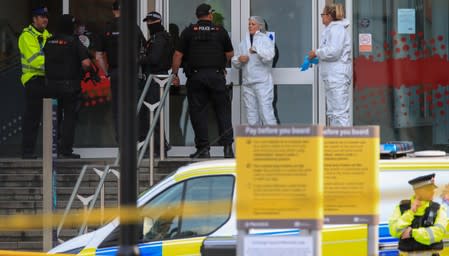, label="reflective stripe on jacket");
[18,25,51,85]
[389,197,447,248]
